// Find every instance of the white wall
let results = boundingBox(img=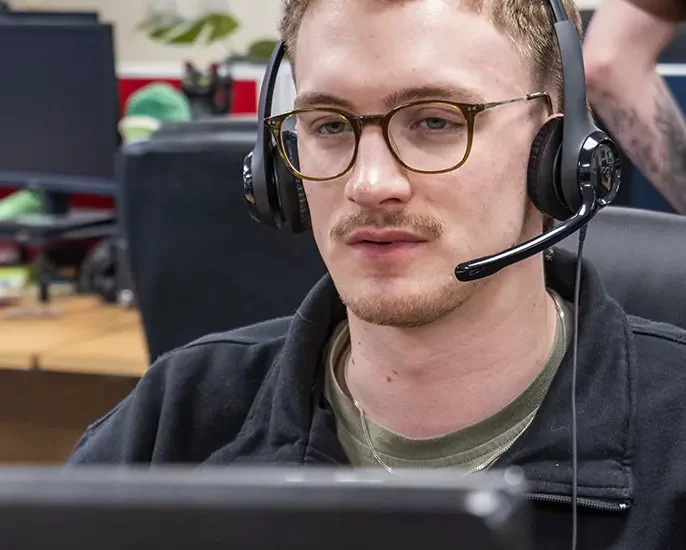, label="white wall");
[16,0,602,66]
